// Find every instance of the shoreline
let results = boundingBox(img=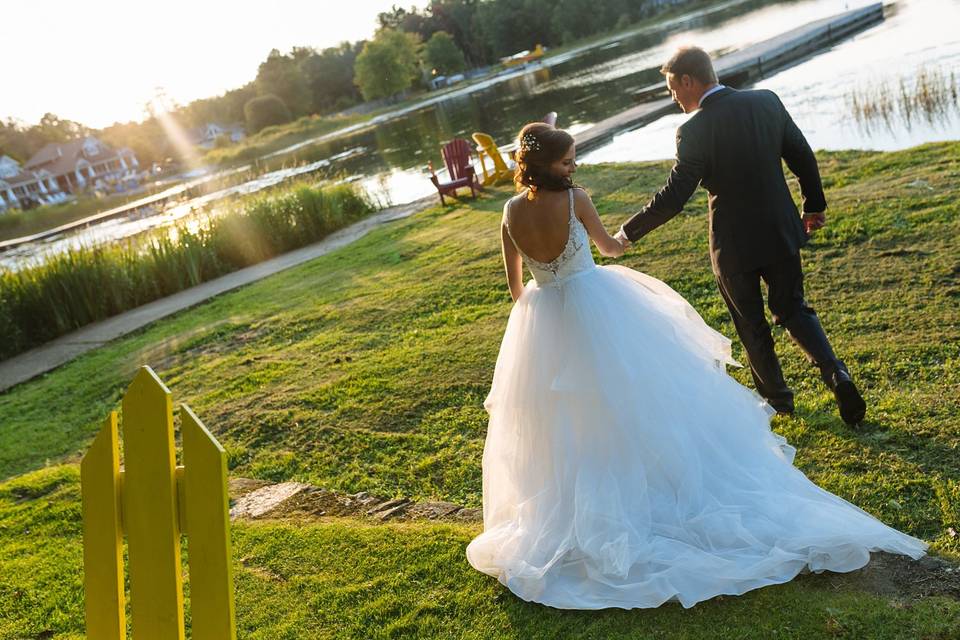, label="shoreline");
[0,195,435,393]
